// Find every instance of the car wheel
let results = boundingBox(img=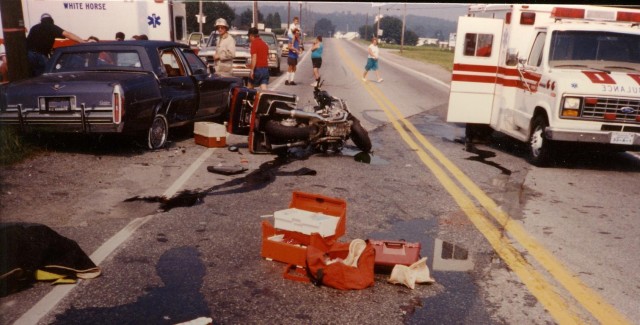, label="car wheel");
[147,114,169,150]
[528,114,553,167]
